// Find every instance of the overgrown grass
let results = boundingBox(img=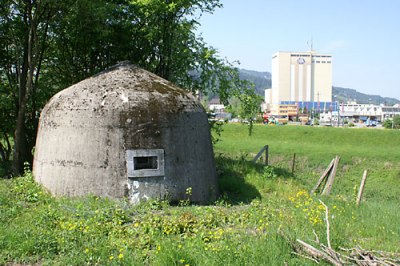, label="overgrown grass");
[216,124,400,202]
[0,124,399,265]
